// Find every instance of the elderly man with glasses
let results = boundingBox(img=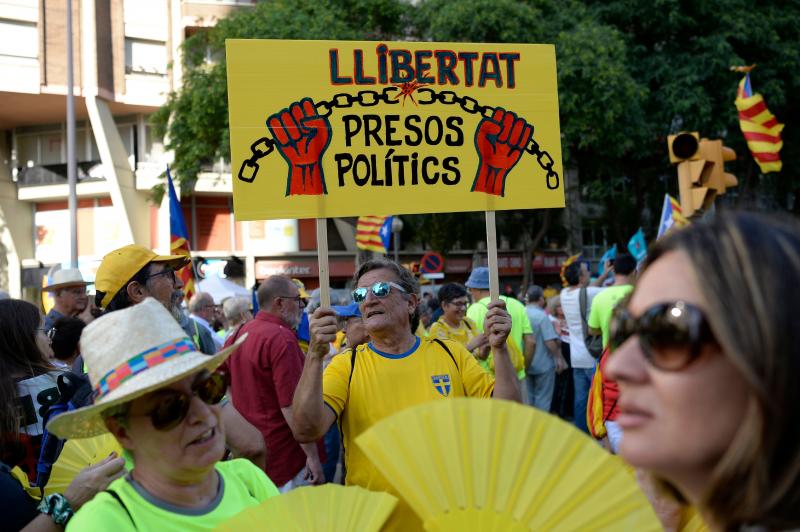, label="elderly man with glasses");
[292,259,521,531]
[43,269,92,330]
[89,244,266,472]
[222,275,325,492]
